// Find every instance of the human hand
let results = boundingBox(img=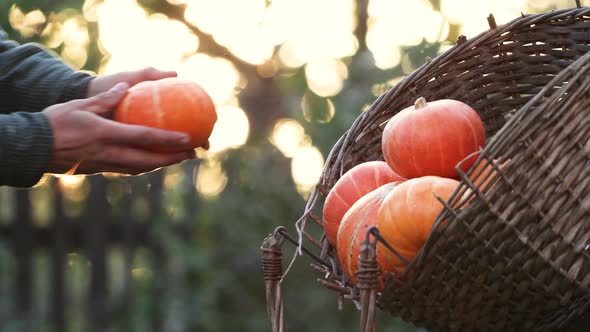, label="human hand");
[86,67,177,99]
[43,82,197,175]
